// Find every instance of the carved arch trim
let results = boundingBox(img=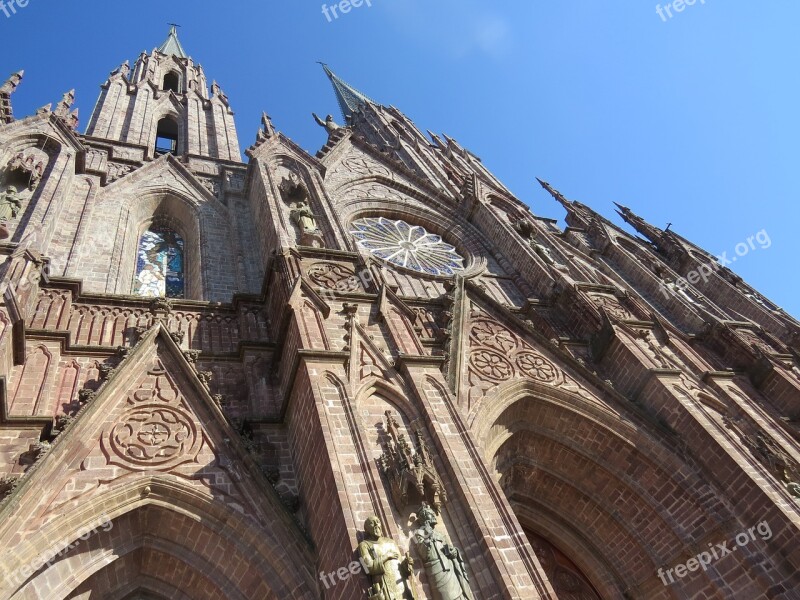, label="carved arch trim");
[0,476,316,600]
